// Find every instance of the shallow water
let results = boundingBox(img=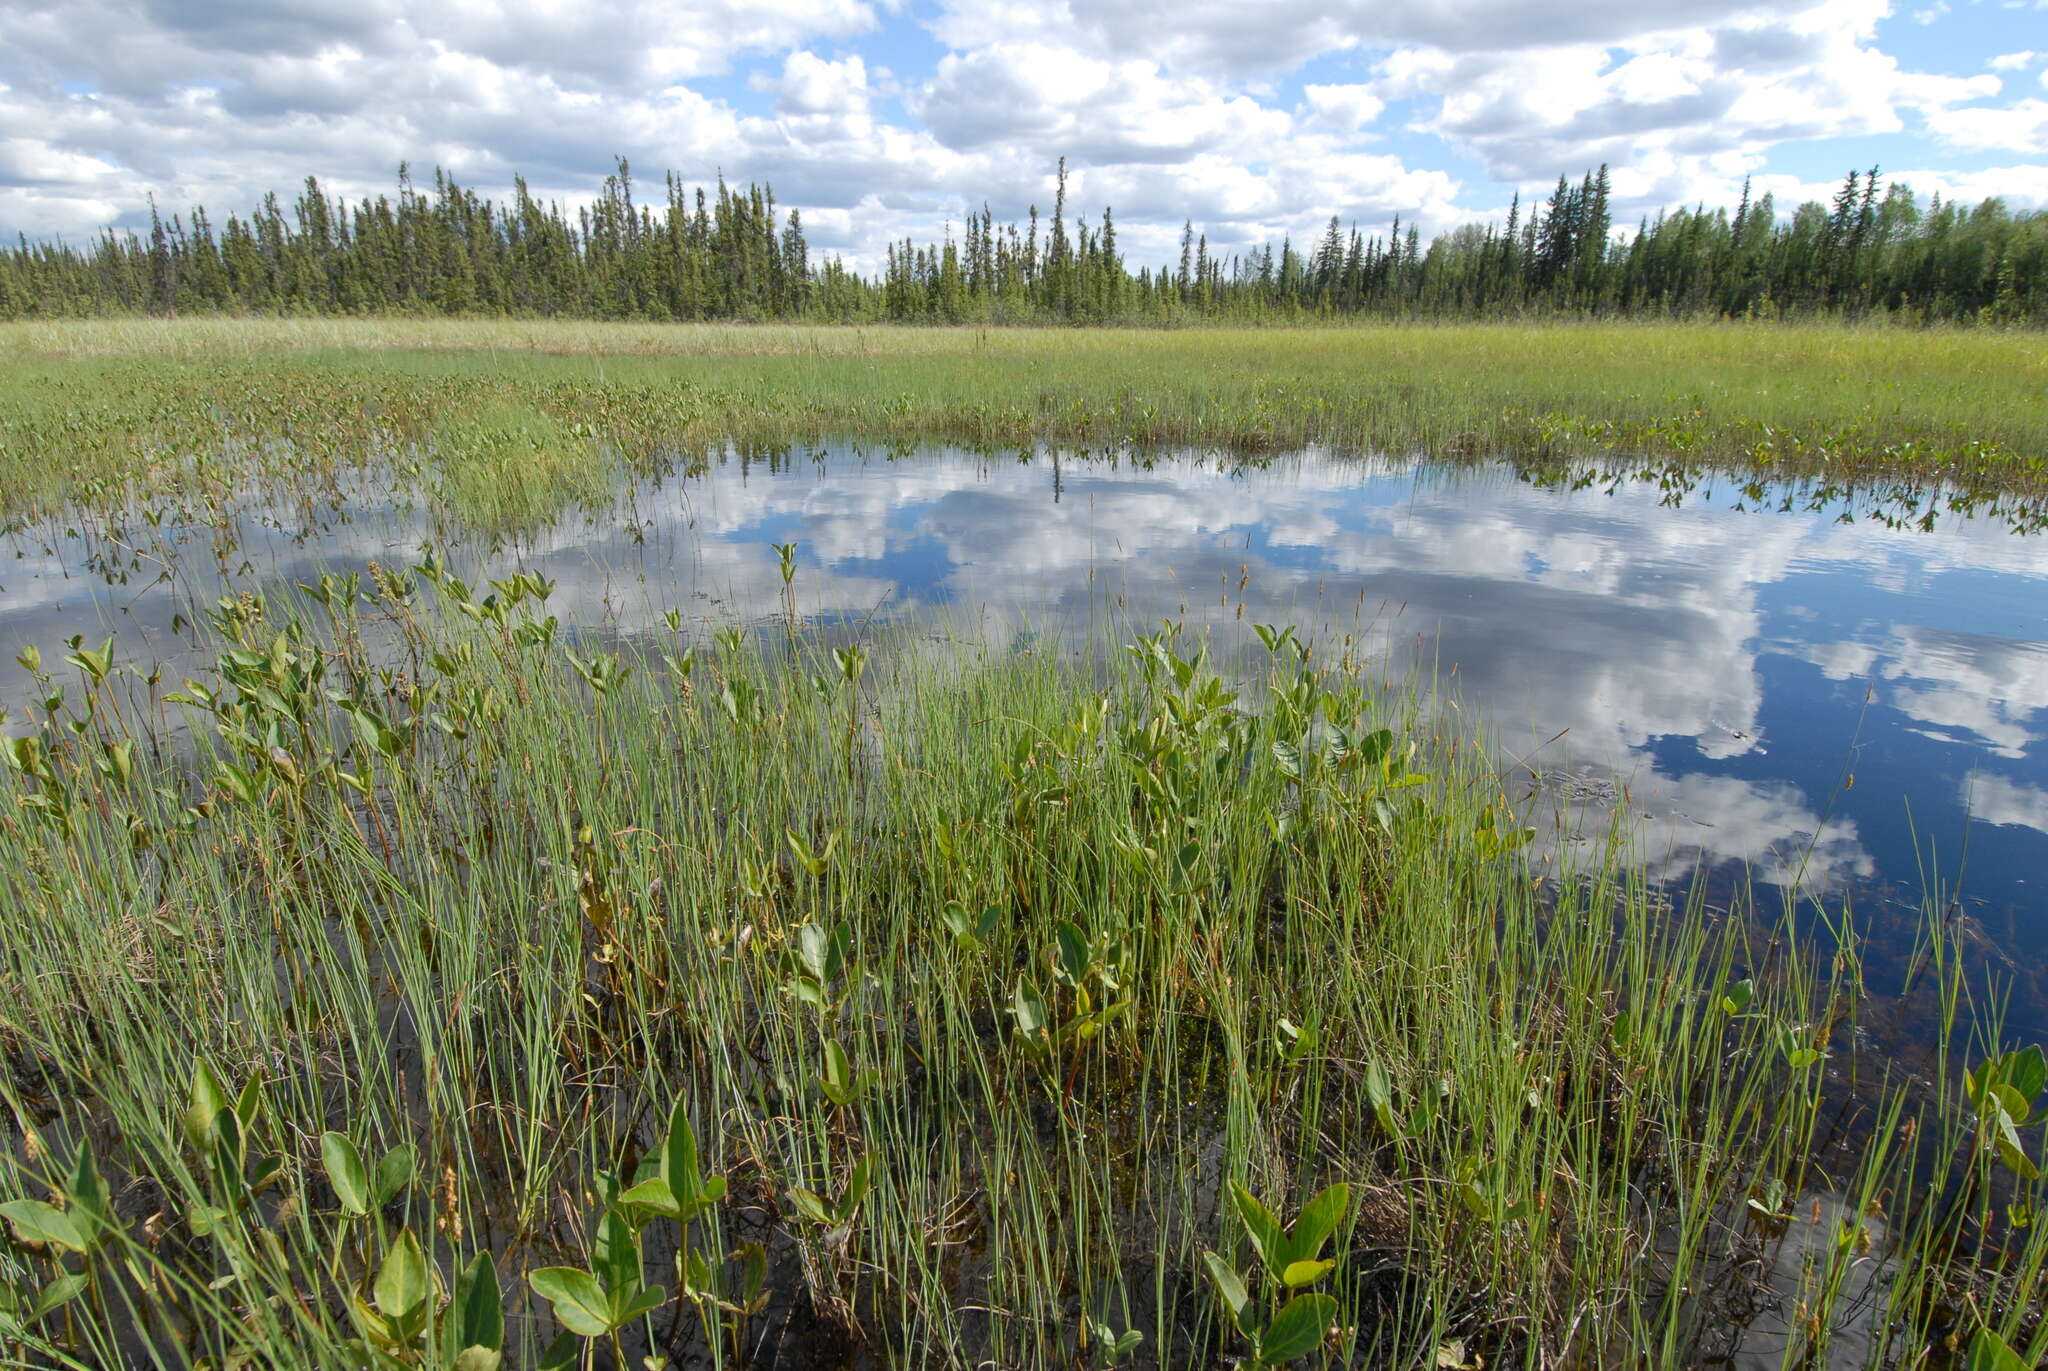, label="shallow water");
[6,442,2047,1036]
